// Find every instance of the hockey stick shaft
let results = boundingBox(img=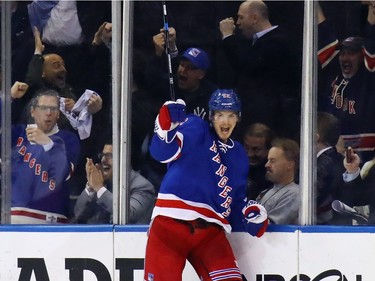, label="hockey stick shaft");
[162,1,176,101]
